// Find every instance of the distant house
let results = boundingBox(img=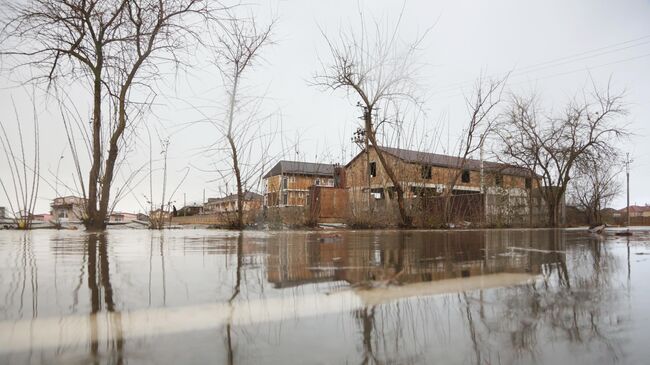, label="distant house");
[177,203,203,216]
[150,209,170,221]
[32,213,53,222]
[618,205,650,217]
[204,192,263,214]
[263,161,336,207]
[51,196,87,222]
[108,212,138,222]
